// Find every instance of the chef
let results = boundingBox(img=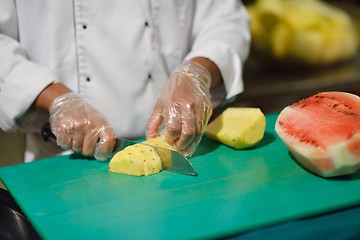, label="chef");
[0,0,250,162]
